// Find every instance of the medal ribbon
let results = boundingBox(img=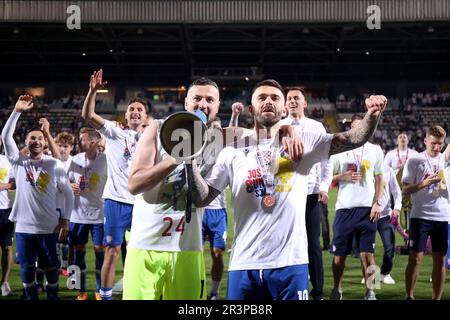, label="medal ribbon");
[396,147,408,167]
[27,158,44,188]
[351,145,365,173]
[424,152,441,193]
[255,142,280,196]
